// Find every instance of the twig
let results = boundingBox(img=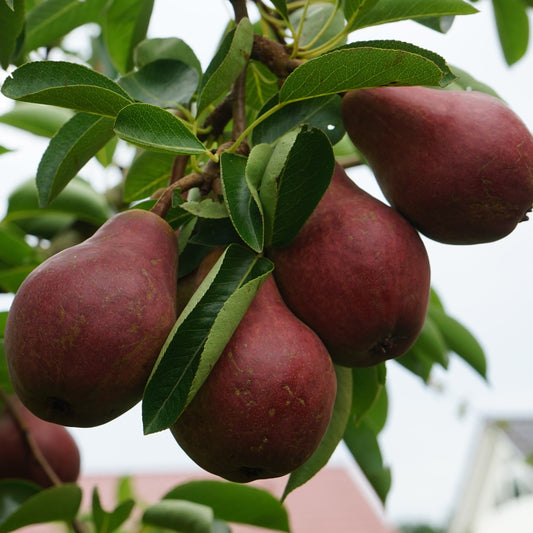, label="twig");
[251,34,303,80]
